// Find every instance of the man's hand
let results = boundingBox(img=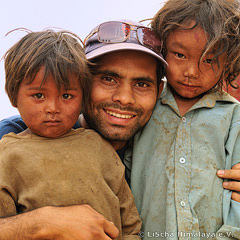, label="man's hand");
[0,204,119,240]
[217,163,240,202]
